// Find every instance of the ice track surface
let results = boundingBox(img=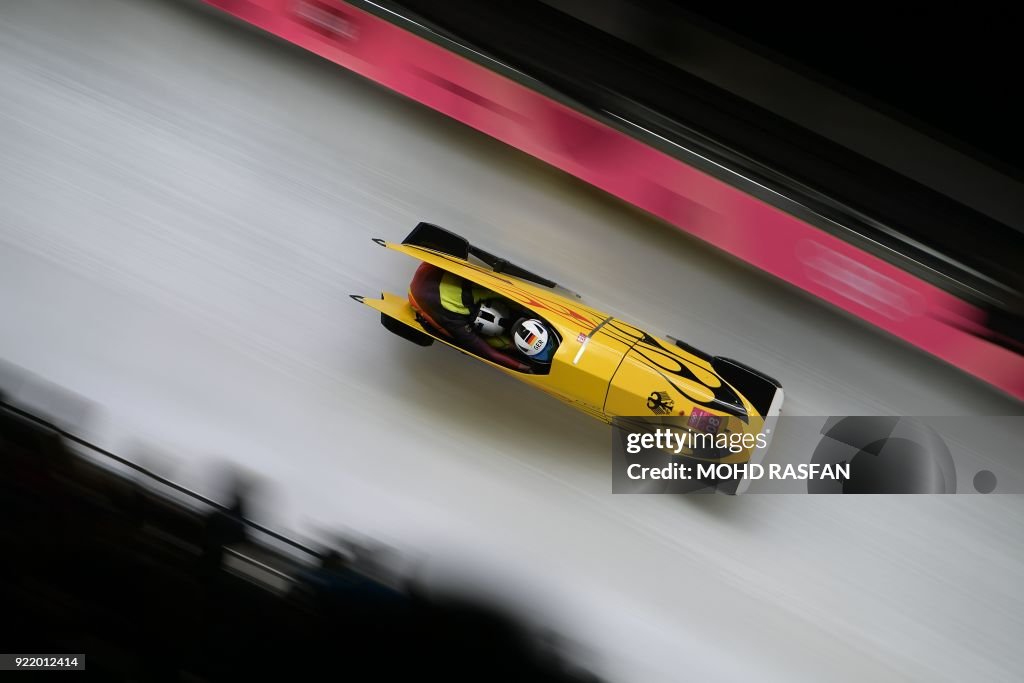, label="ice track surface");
[2,2,1023,682]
